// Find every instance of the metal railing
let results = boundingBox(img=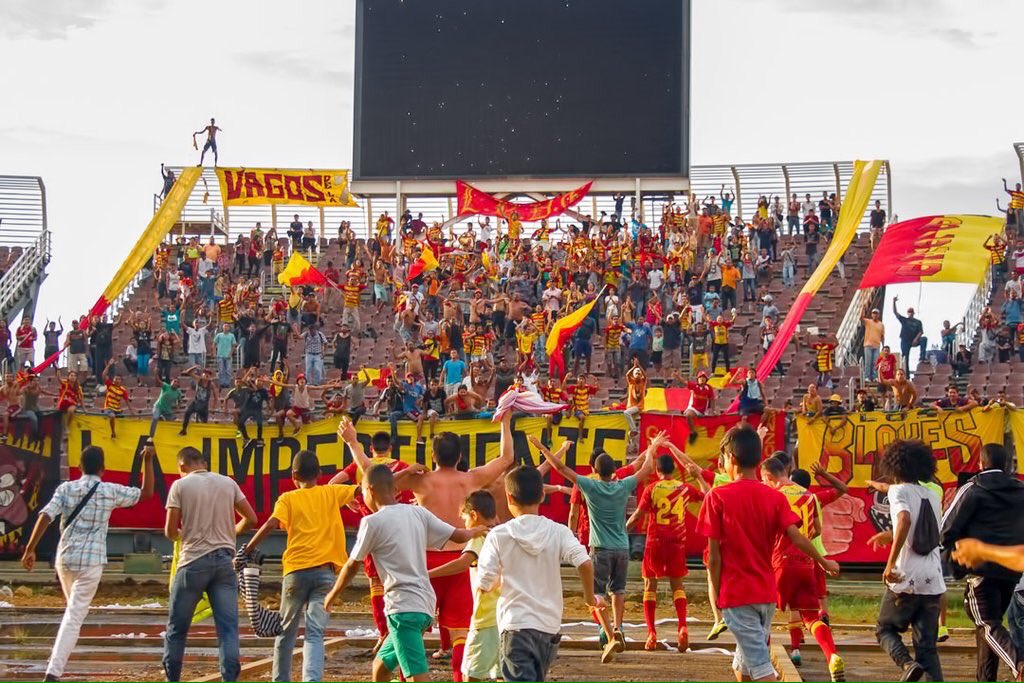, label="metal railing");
[957,264,995,353]
[0,175,48,247]
[0,229,51,321]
